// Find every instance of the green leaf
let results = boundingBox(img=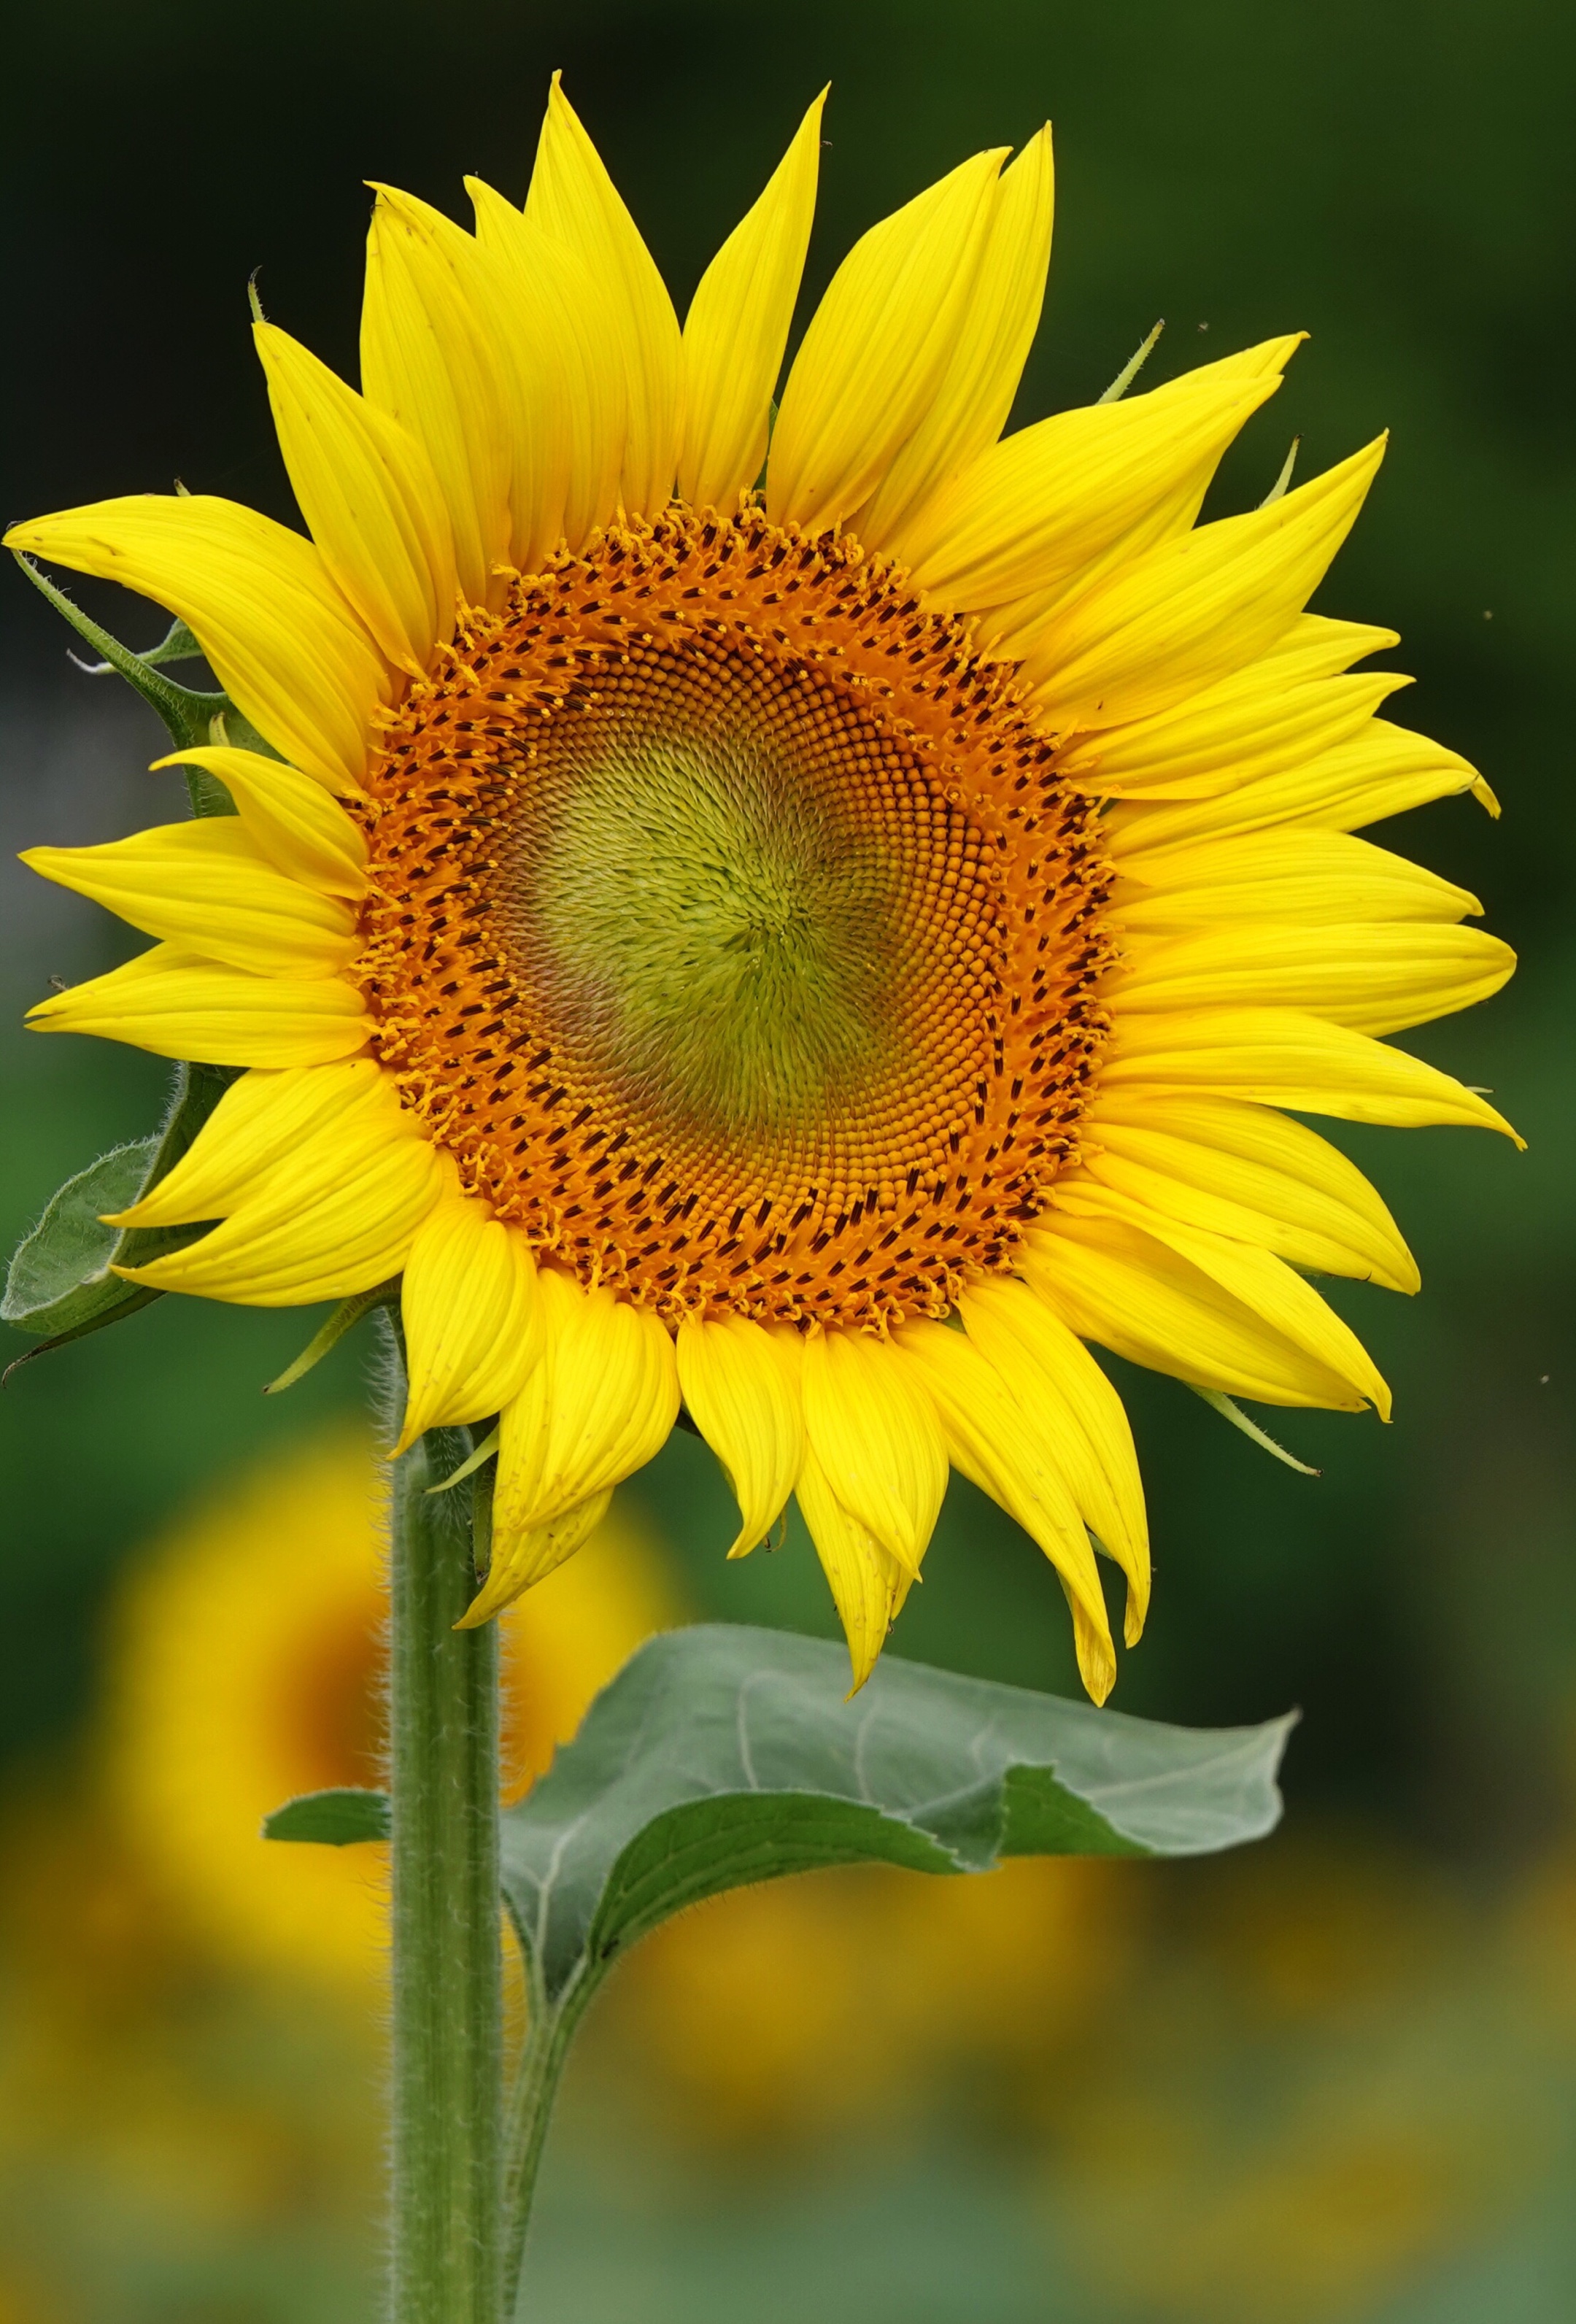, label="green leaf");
[255,1622,1291,2267]
[500,1624,1294,2005]
[3,1059,236,1367]
[1,1140,161,1344]
[263,1788,393,1845]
